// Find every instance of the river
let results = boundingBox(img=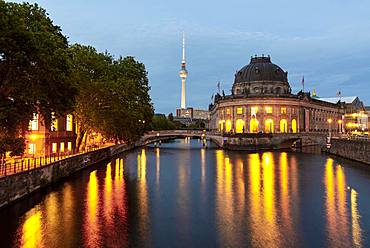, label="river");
[0,138,369,247]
